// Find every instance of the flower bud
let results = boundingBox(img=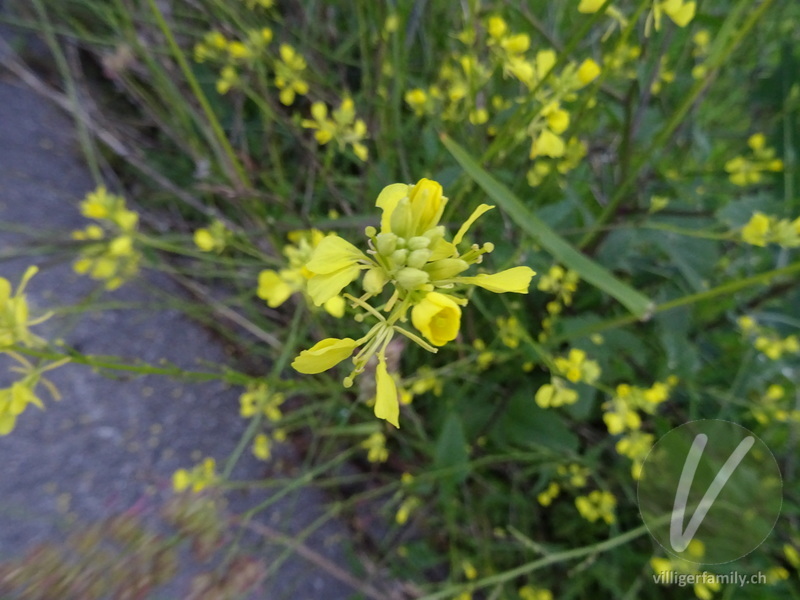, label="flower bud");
[407,236,431,251]
[407,249,432,269]
[363,267,388,294]
[376,232,398,256]
[424,258,469,280]
[390,248,408,266]
[396,267,430,290]
[423,225,446,245]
